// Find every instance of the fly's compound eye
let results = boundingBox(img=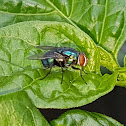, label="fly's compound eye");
[78,54,88,66]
